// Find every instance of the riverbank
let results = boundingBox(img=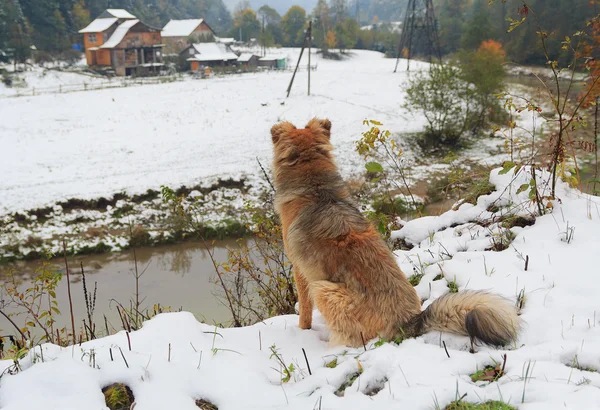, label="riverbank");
[2,169,599,410]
